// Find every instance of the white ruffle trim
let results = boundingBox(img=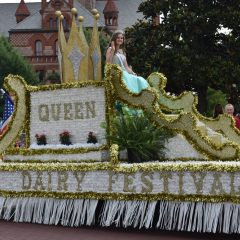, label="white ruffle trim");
[30,143,101,149]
